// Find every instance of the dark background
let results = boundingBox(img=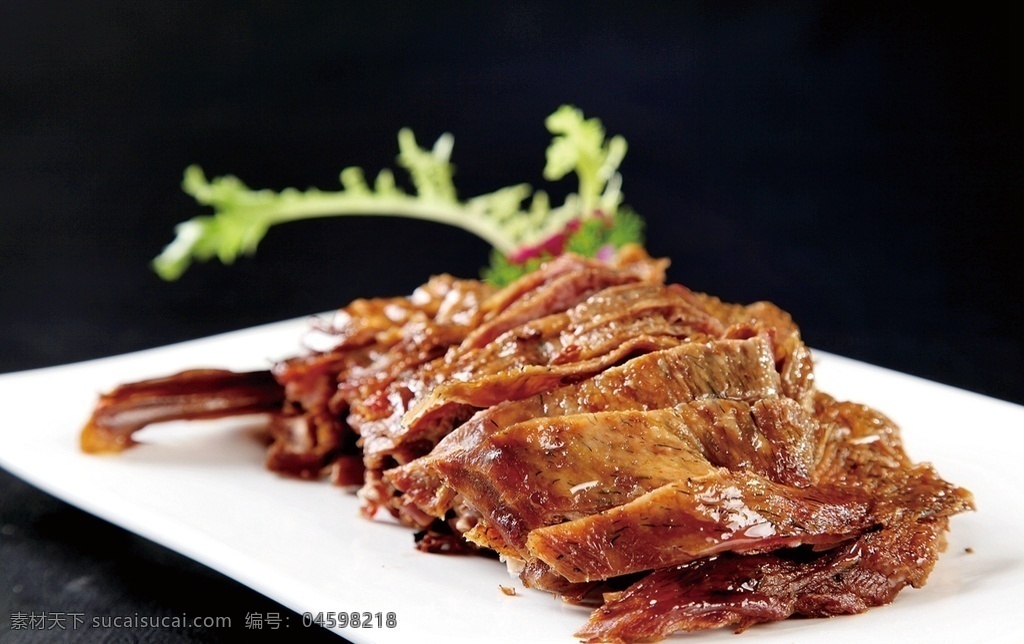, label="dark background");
[0,2,1018,642]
